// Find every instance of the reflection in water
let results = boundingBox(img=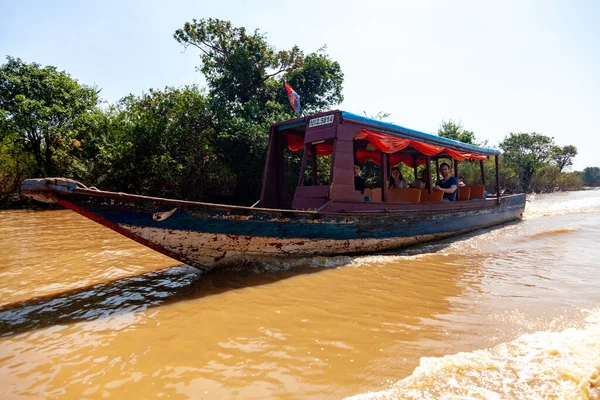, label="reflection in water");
[0,190,599,399]
[0,266,201,337]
